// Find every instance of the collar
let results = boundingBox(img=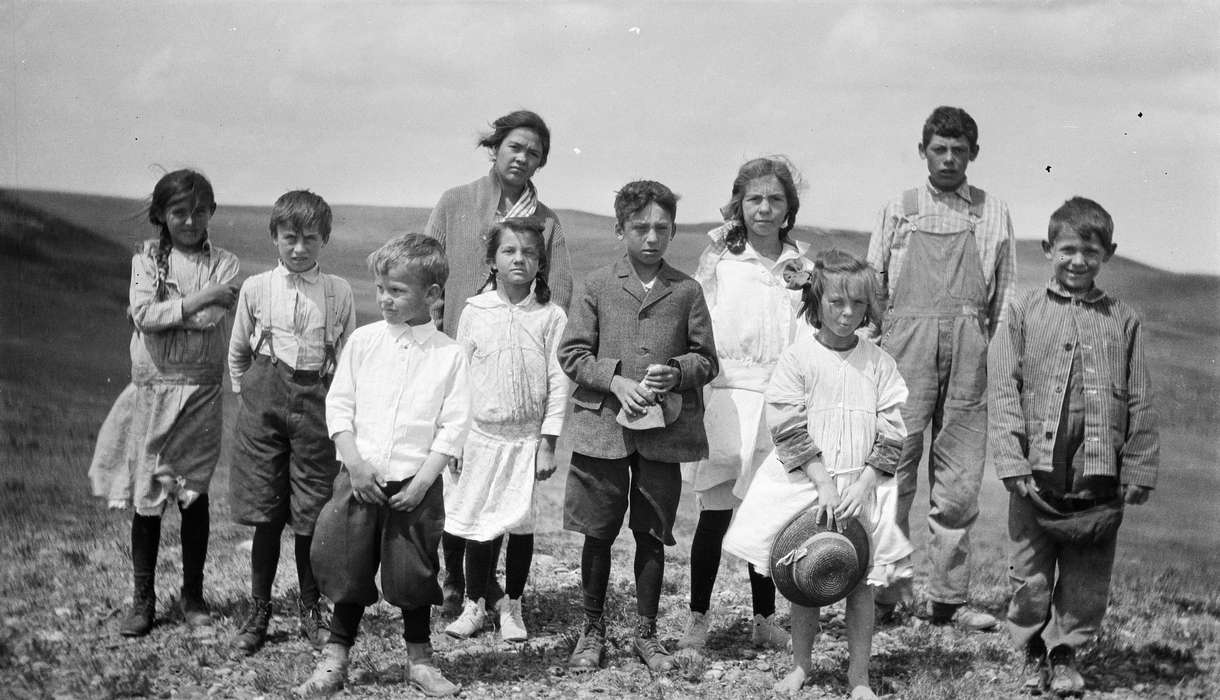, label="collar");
[389,319,439,348]
[925,178,973,204]
[466,288,538,310]
[273,261,321,283]
[1046,278,1108,304]
[613,254,679,282]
